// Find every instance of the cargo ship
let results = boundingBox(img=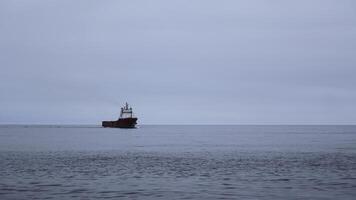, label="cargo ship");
[102,103,138,128]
